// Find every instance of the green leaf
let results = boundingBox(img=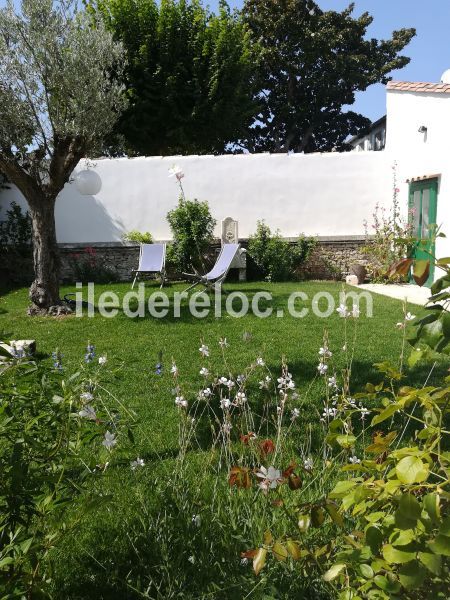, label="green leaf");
[359,564,374,579]
[272,541,288,561]
[366,526,383,555]
[373,574,401,593]
[325,502,344,527]
[439,514,450,536]
[371,404,398,426]
[329,480,357,498]
[382,544,415,564]
[336,434,356,449]
[323,563,346,582]
[418,551,441,575]
[423,493,440,525]
[390,529,415,547]
[396,456,429,484]
[398,561,426,589]
[429,535,450,556]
